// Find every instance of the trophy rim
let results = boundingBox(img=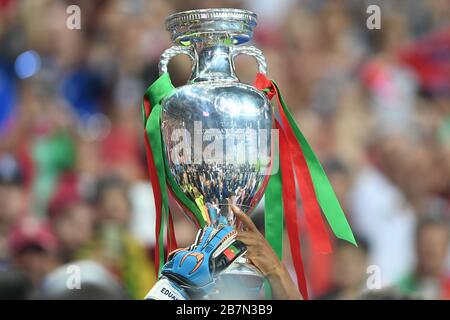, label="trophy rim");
[165,8,258,44]
[166,8,257,30]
